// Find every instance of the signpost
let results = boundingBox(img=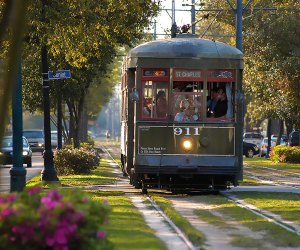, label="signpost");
[48,70,71,150]
[48,70,71,80]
